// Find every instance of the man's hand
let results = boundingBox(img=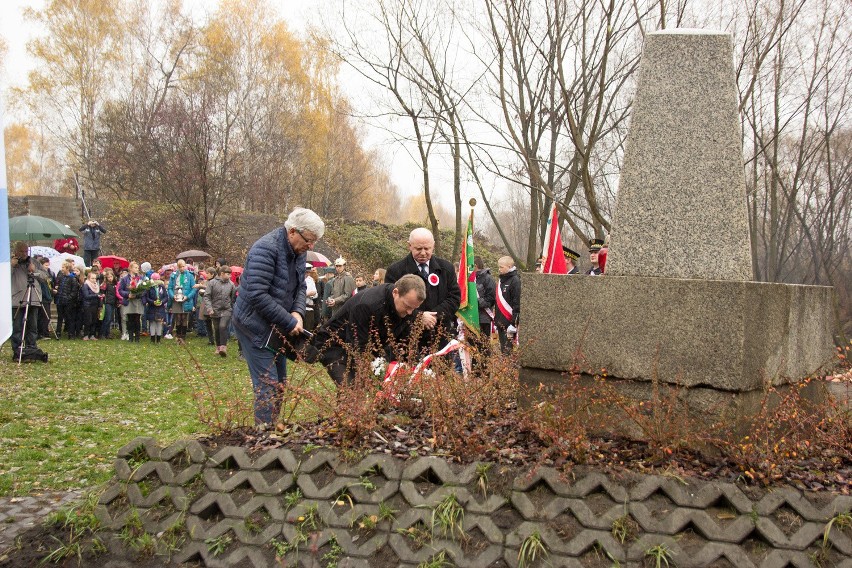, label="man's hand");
[327,298,336,307]
[420,311,438,329]
[289,312,304,335]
